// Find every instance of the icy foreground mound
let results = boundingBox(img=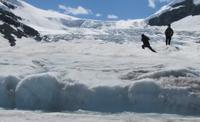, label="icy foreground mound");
[0,76,19,108]
[0,70,200,115]
[15,74,60,111]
